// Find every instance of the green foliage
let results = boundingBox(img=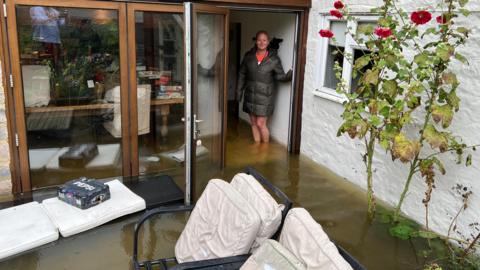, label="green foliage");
[334,0,475,234]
